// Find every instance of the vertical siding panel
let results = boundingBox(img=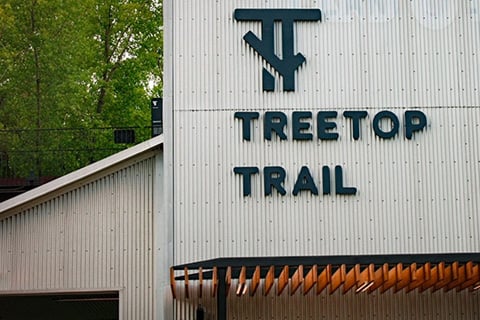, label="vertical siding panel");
[174,290,480,320]
[170,0,480,319]
[0,154,158,319]
[172,0,480,259]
